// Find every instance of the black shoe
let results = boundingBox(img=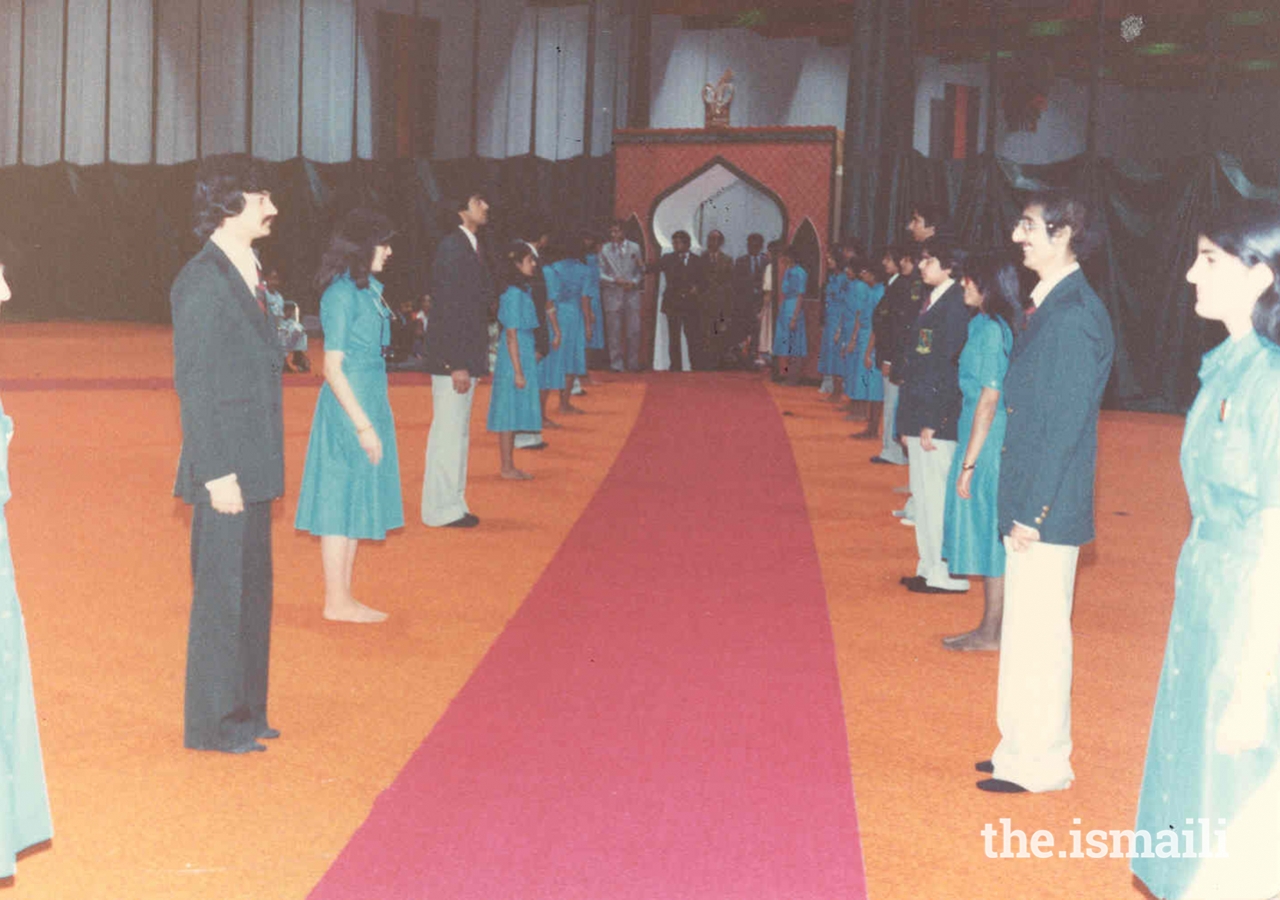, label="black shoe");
[908,581,969,595]
[444,513,480,528]
[259,727,281,740]
[227,740,268,754]
[977,778,1027,793]
[900,575,927,589]
[869,456,893,464]
[975,759,994,774]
